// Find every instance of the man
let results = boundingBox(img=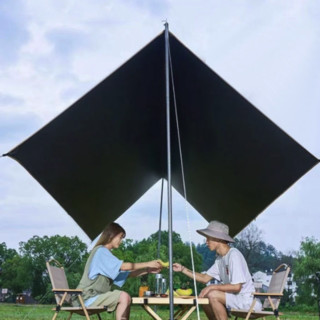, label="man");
[173,220,261,320]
